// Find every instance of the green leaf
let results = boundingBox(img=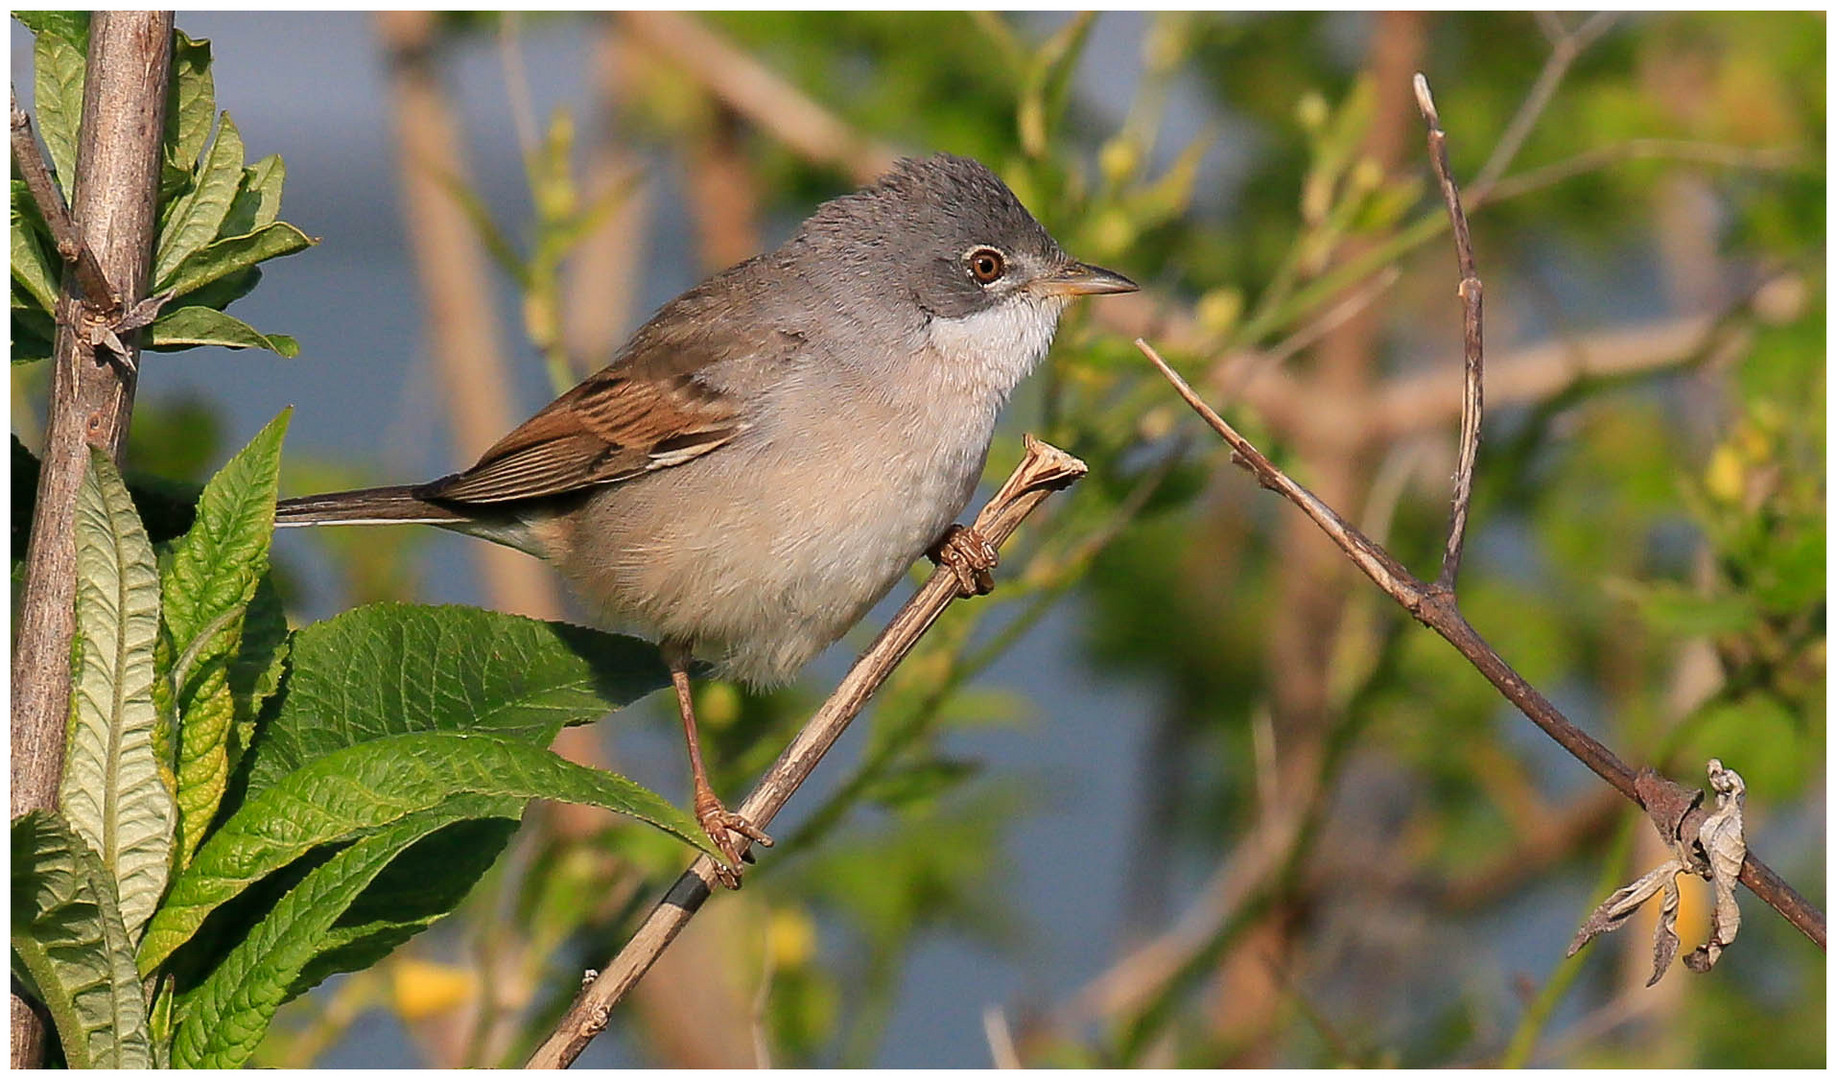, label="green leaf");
[146,305,300,356]
[154,112,246,286]
[141,731,714,973]
[31,27,87,199]
[12,437,203,564]
[227,573,290,761]
[60,449,173,942]
[242,602,670,796]
[165,31,215,173]
[168,795,516,1068]
[10,811,153,1069]
[172,264,262,312]
[154,220,314,300]
[218,154,286,240]
[161,410,290,865]
[293,812,518,994]
[13,11,91,52]
[11,181,60,313]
